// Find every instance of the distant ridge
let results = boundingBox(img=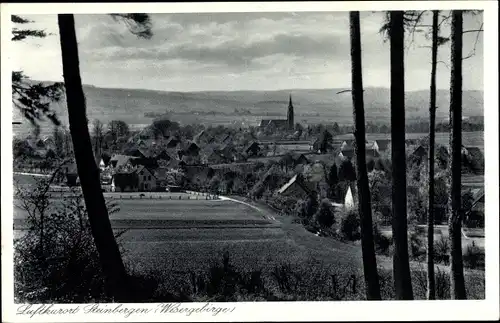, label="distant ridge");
[14,82,483,136]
